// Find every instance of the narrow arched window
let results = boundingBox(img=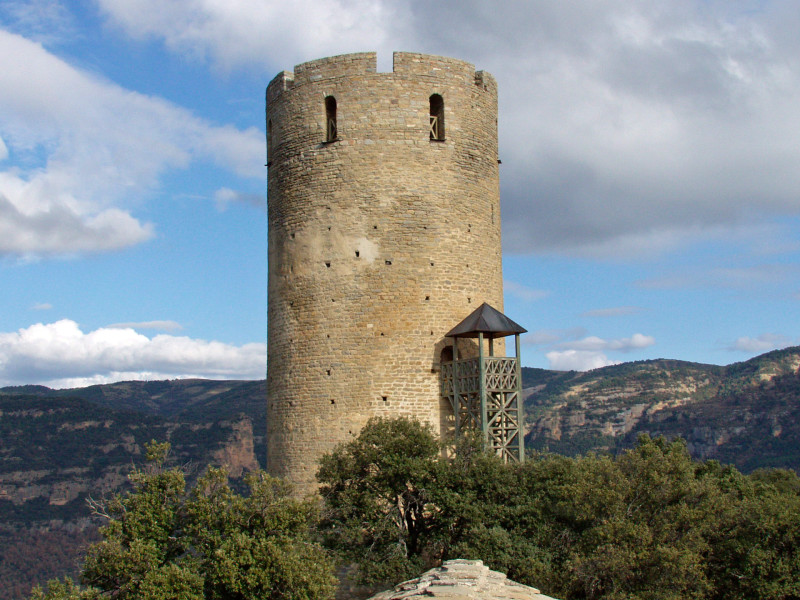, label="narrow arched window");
[429,94,444,141]
[440,346,454,364]
[325,96,337,142]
